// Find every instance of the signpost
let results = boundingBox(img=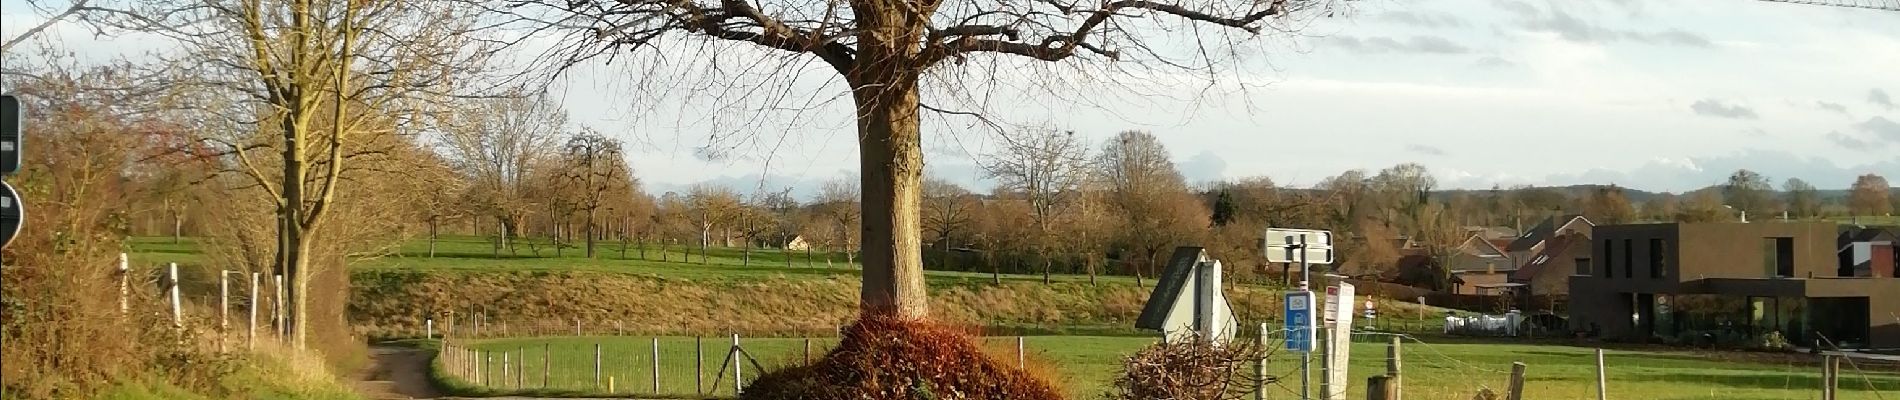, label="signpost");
[1285,291,1315,352]
[1267,228,1335,400]
[0,95,19,251]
